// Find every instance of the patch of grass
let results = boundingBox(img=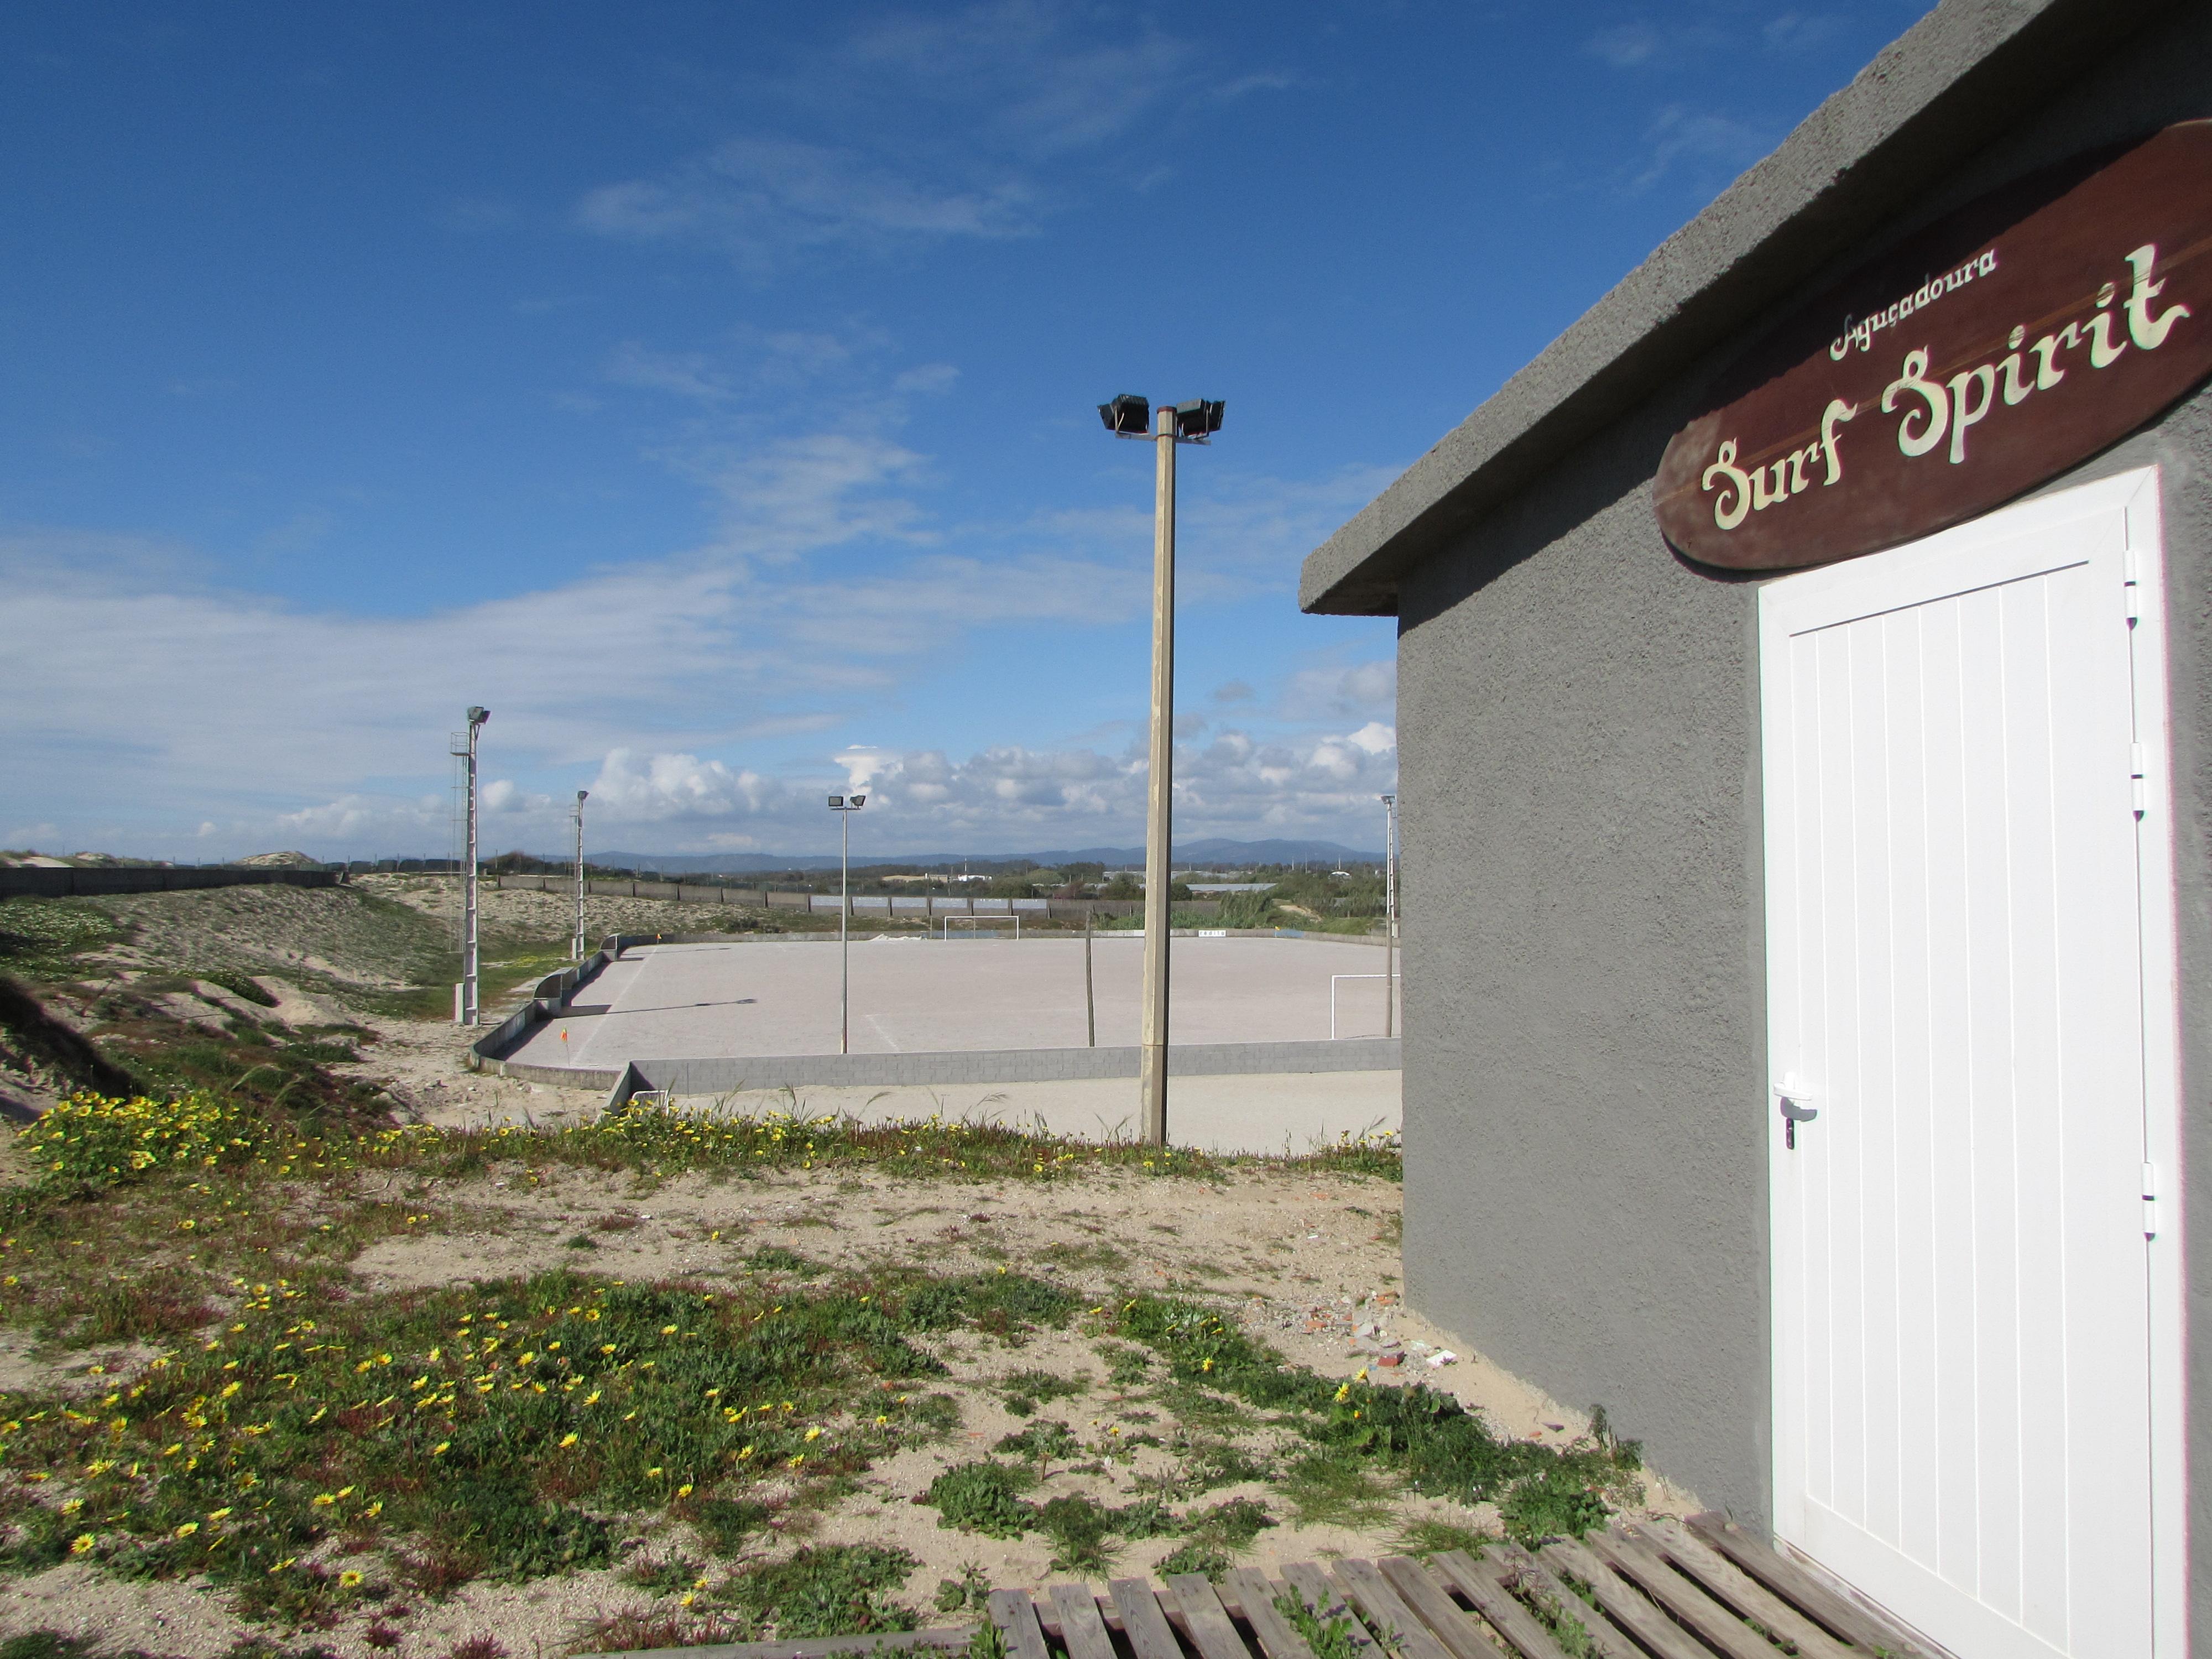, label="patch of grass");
[925,1461,1035,1538]
[1395,1515,1498,1557]
[1117,1296,1637,1542]
[1183,1495,1274,1548]
[1035,1493,1117,1574]
[998,1367,1087,1418]
[1180,1439,1274,1493]
[933,1563,991,1615]
[719,1543,919,1638]
[1279,1448,1402,1529]
[1037,1239,1130,1274]
[202,972,278,1009]
[0,900,126,981]
[904,1272,1078,1334]
[0,1267,966,1618]
[1154,1542,1230,1579]
[1098,1343,1150,1387]
[563,1234,597,1250]
[748,1246,823,1276]
[994,1420,1081,1473]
